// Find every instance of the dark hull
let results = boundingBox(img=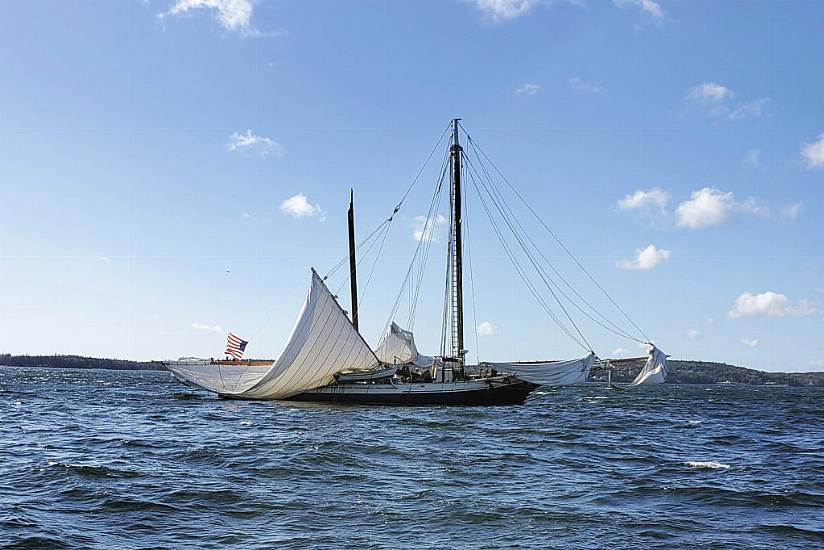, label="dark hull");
[286,381,540,406]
